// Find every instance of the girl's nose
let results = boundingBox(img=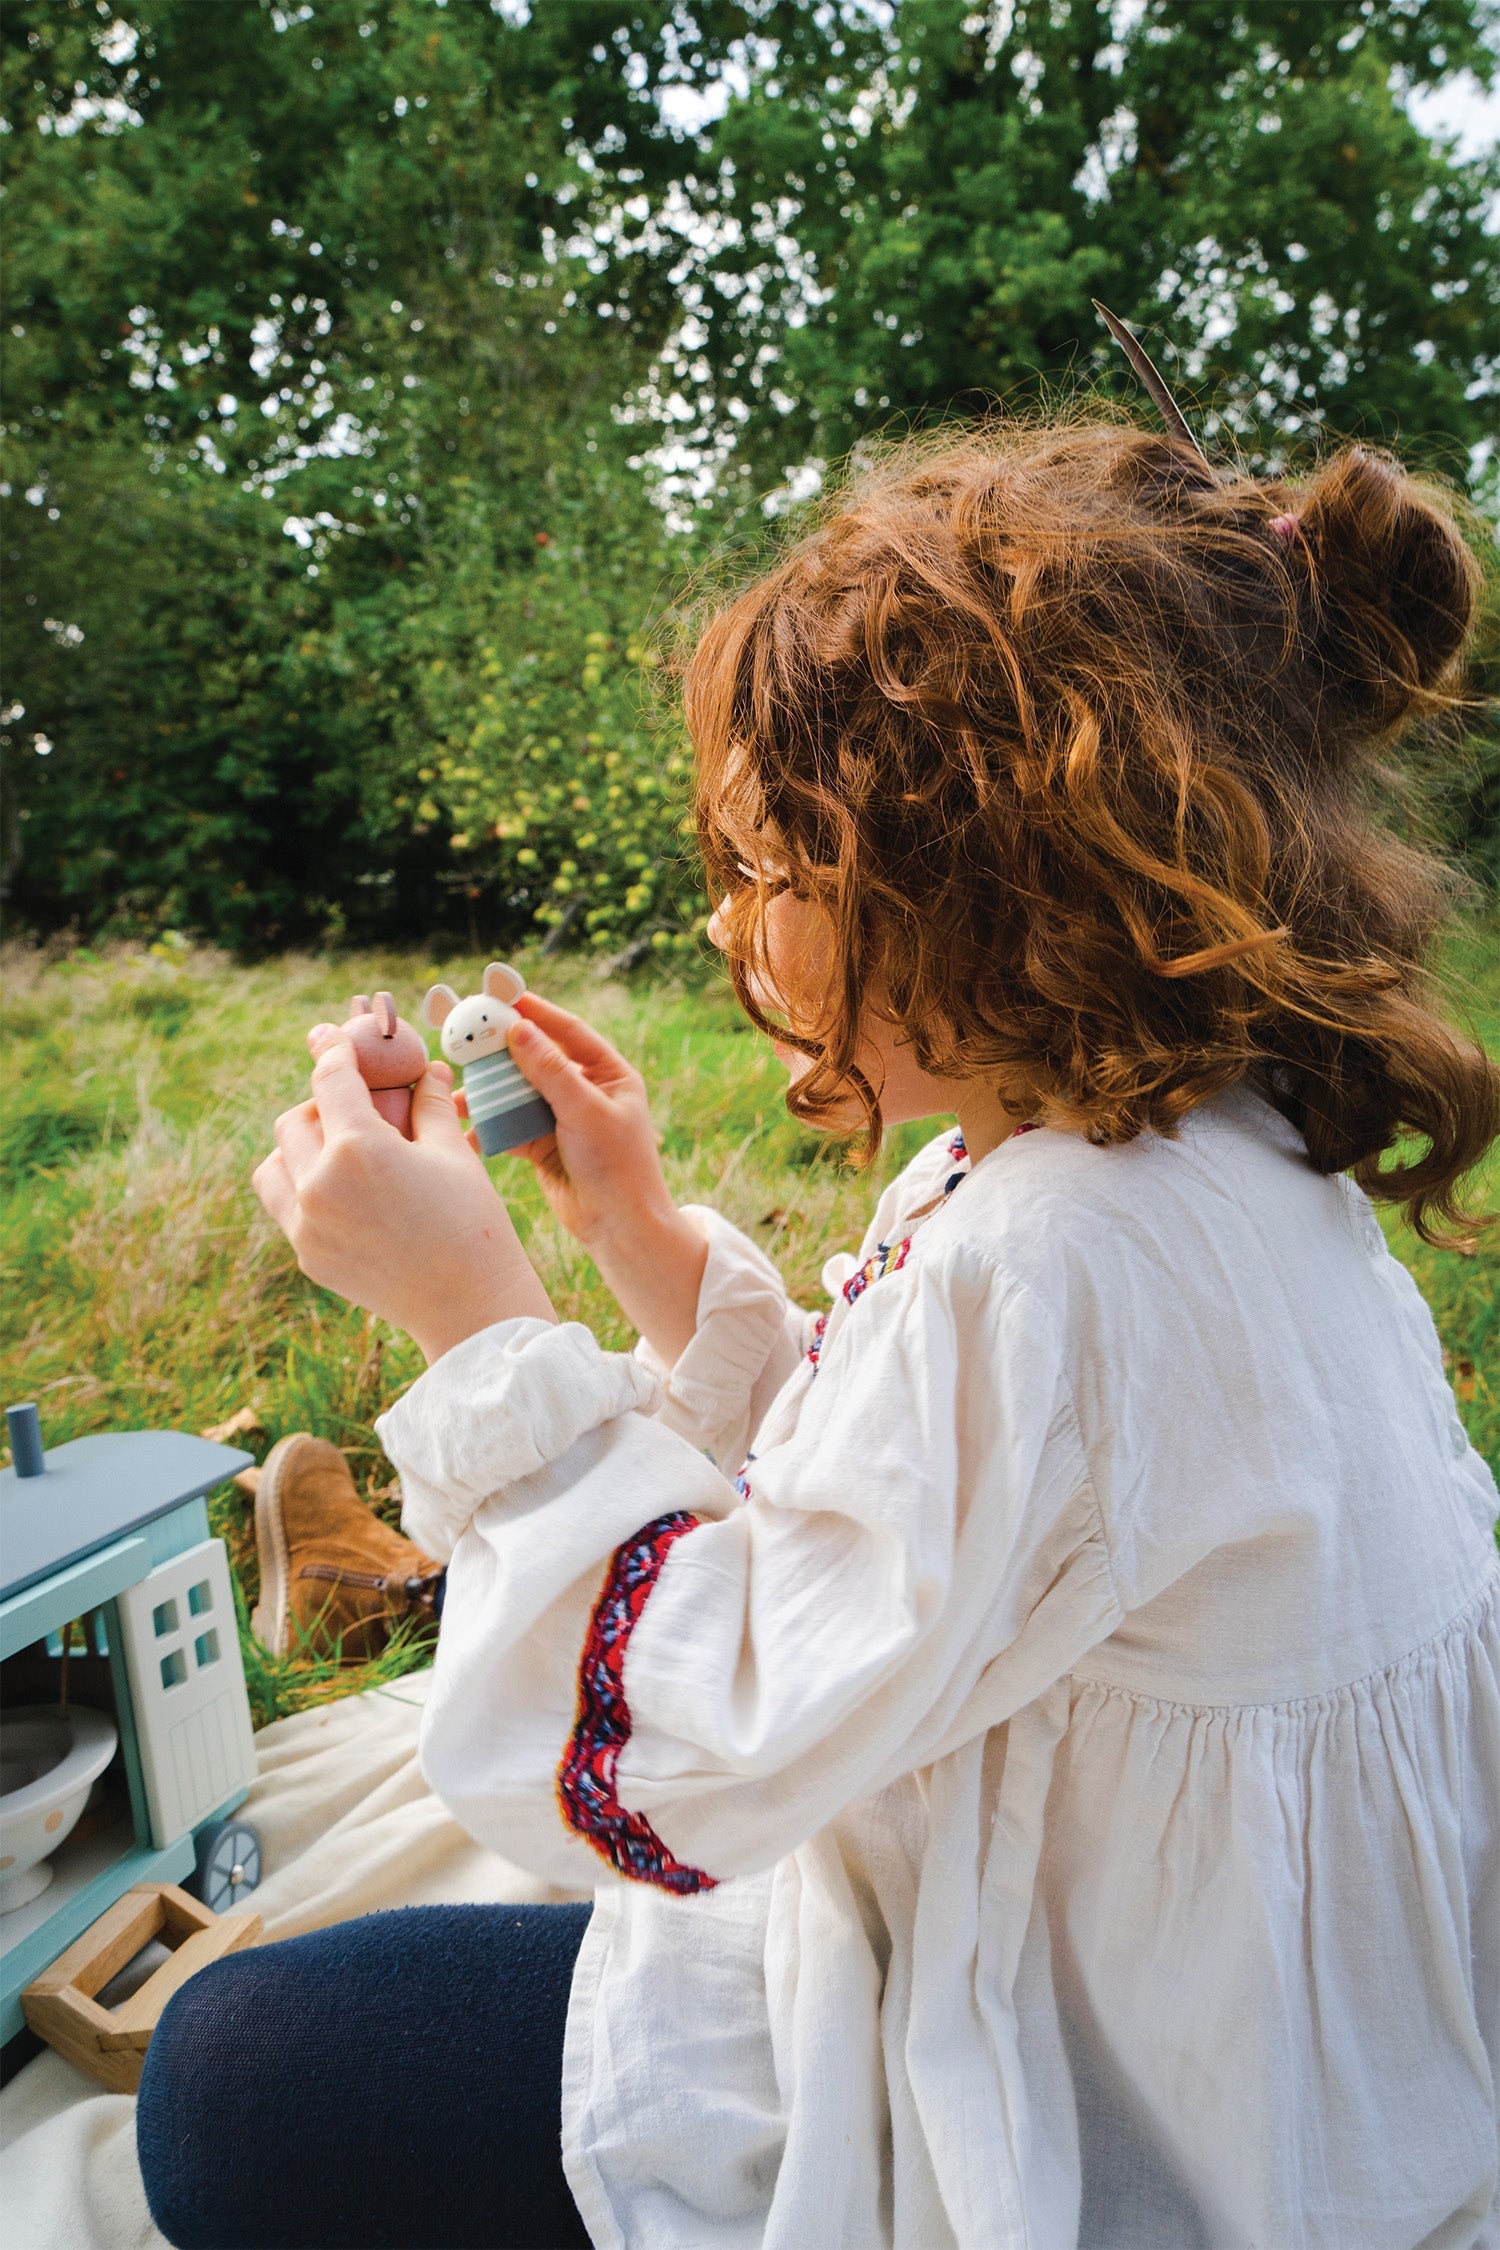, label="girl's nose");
[706,897,731,952]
